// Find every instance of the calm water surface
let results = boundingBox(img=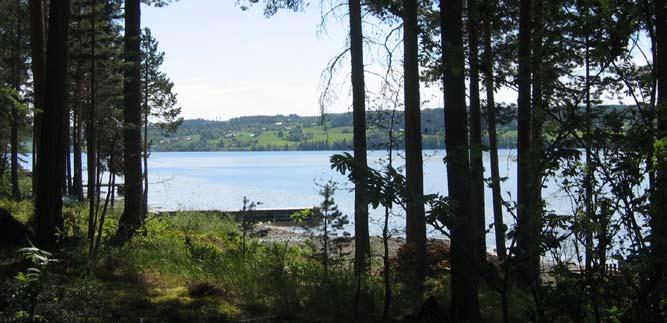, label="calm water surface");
[145,150,571,244]
[23,150,571,245]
